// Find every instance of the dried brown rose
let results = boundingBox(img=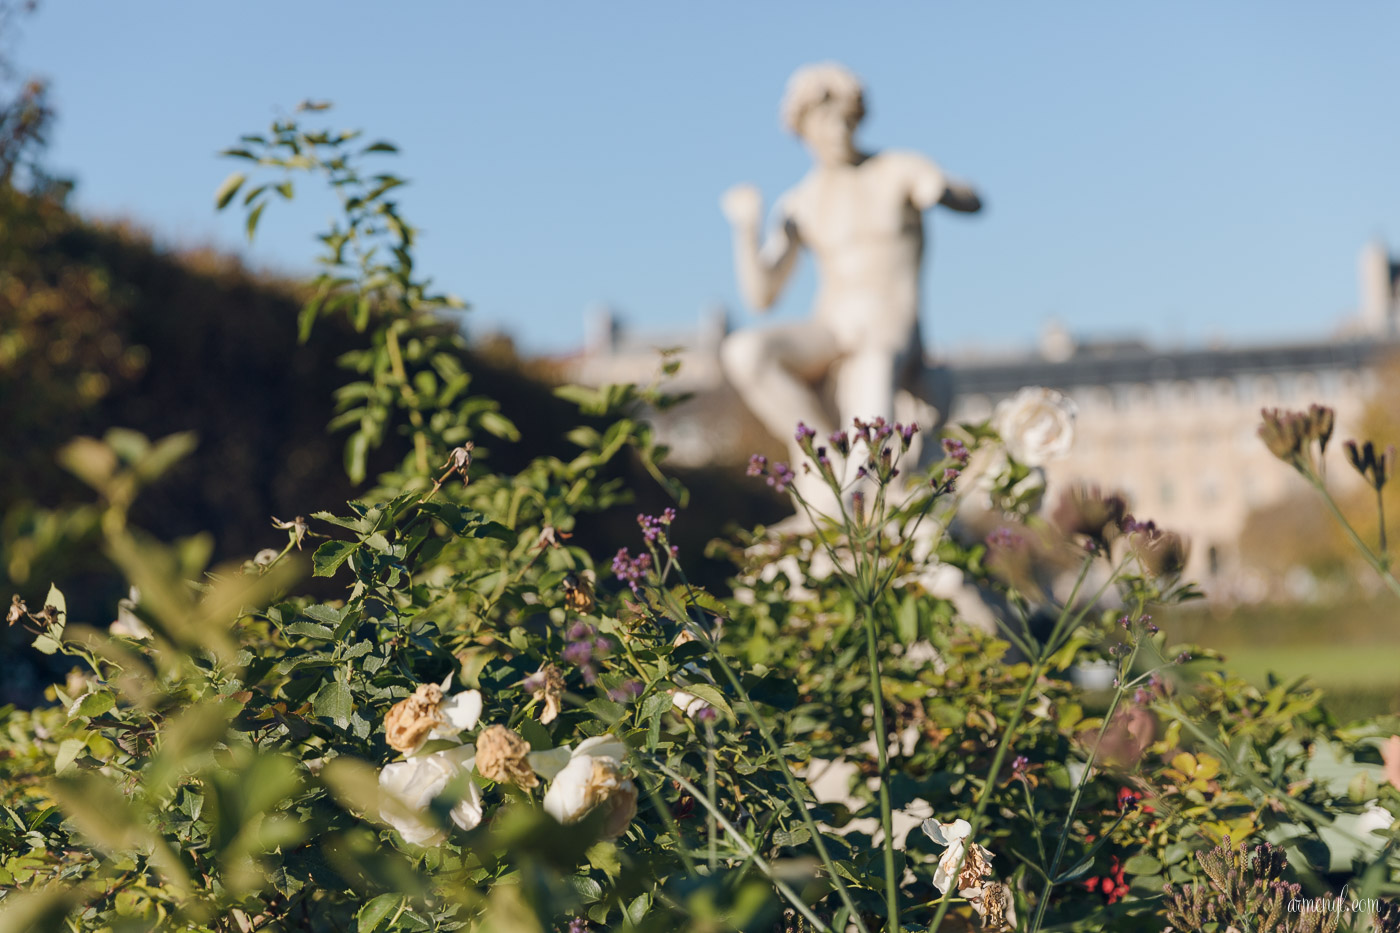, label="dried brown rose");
[475,724,538,789]
[385,683,446,755]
